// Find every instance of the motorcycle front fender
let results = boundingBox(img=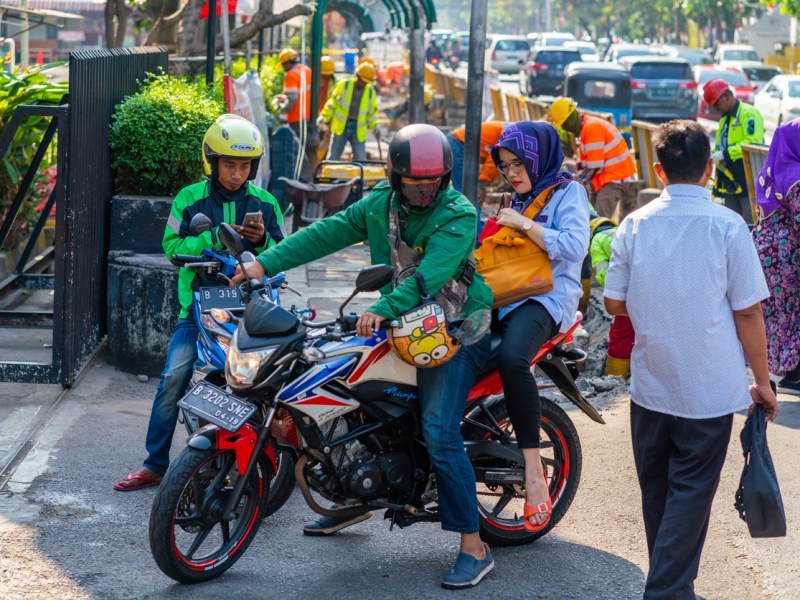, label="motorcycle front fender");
[537,354,606,424]
[187,422,277,474]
